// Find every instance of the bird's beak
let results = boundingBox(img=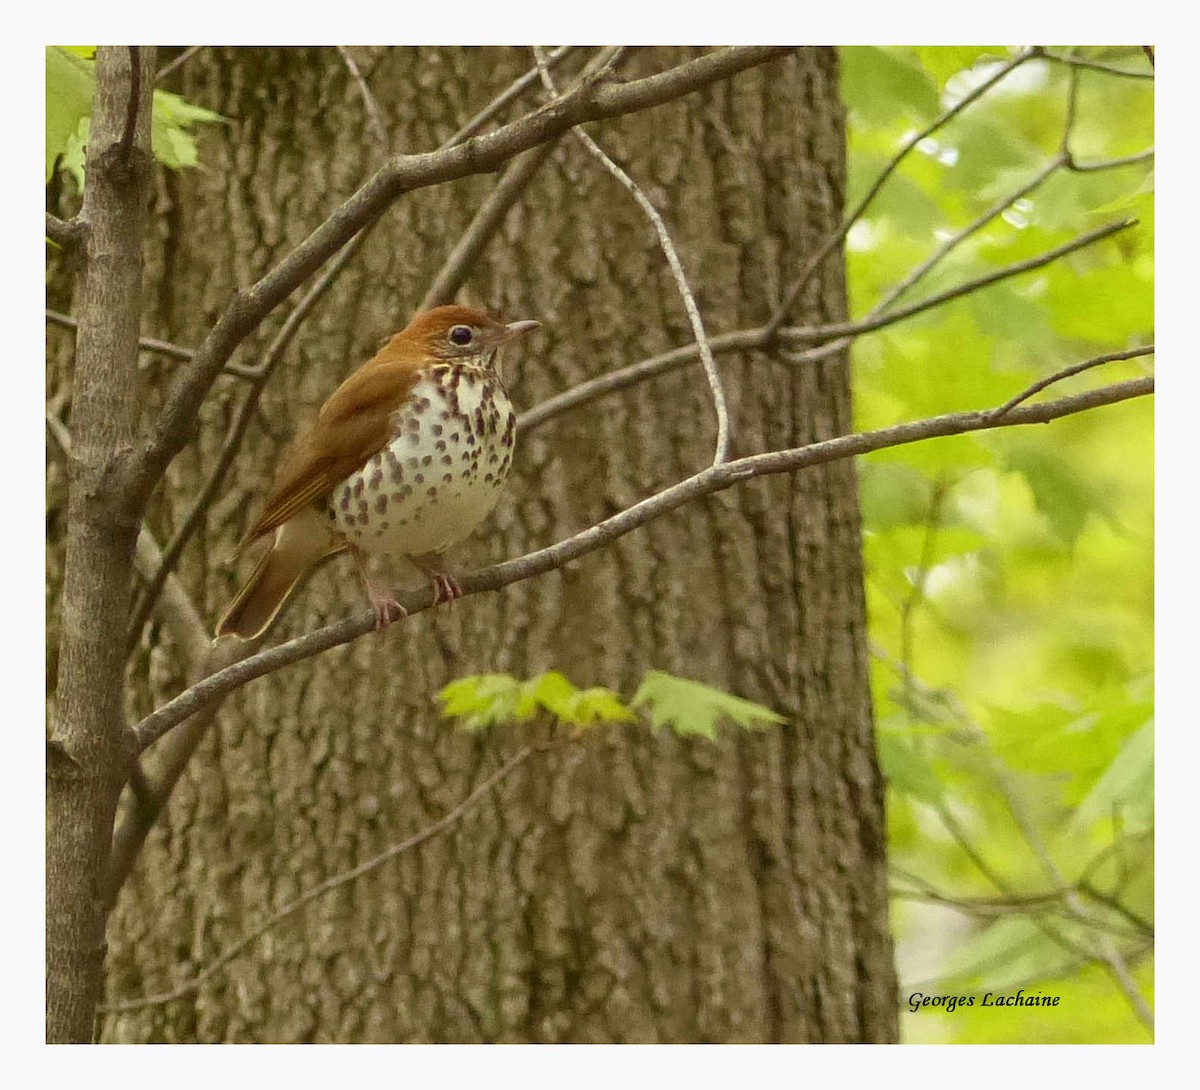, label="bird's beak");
[501,319,541,342]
